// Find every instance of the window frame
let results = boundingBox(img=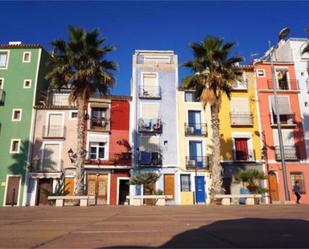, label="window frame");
[69,110,78,120]
[0,77,4,89]
[184,90,198,102]
[22,51,31,63]
[89,142,107,160]
[256,69,265,78]
[10,139,21,154]
[11,108,22,122]
[232,132,254,161]
[180,174,191,192]
[23,79,32,89]
[0,50,9,70]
